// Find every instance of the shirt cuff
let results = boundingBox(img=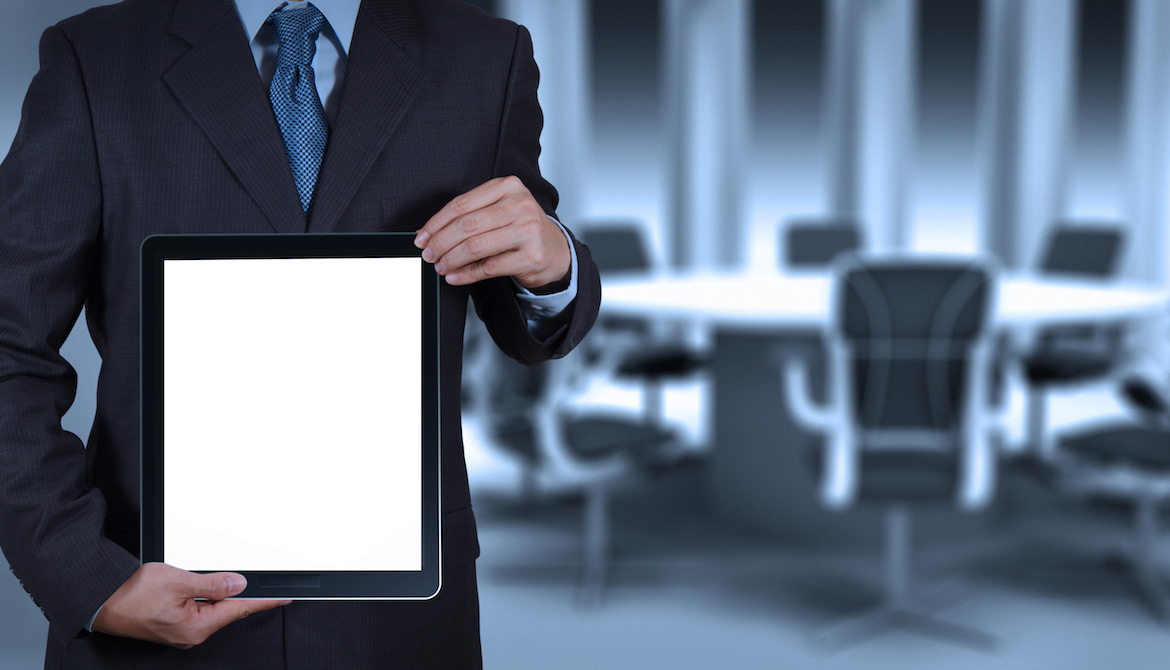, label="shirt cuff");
[85,601,105,633]
[513,217,579,336]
